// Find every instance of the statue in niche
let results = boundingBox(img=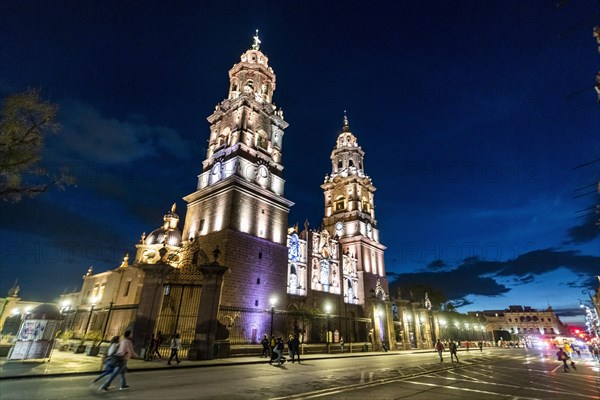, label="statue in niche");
[289,234,300,262]
[288,264,298,294]
[319,259,329,288]
[213,245,221,263]
[374,278,387,301]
